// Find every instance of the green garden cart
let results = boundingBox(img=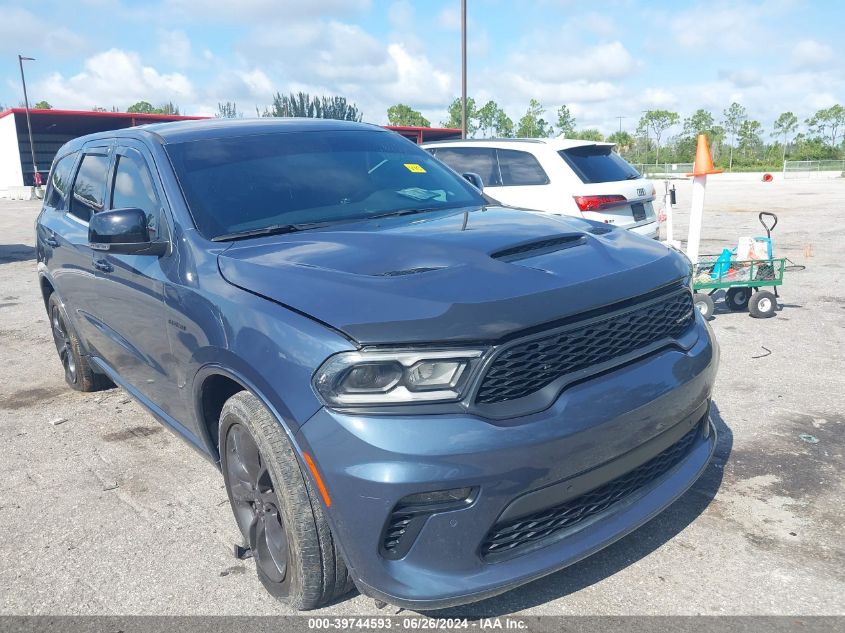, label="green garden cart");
[692,212,785,319]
